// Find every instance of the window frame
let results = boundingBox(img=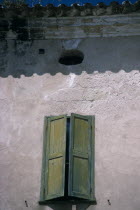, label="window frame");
[39,114,96,205]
